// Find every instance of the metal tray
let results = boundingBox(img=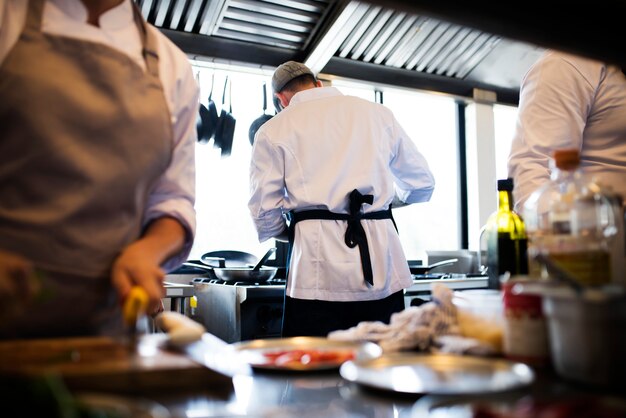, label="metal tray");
[410,393,626,417]
[339,353,534,395]
[231,337,383,371]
